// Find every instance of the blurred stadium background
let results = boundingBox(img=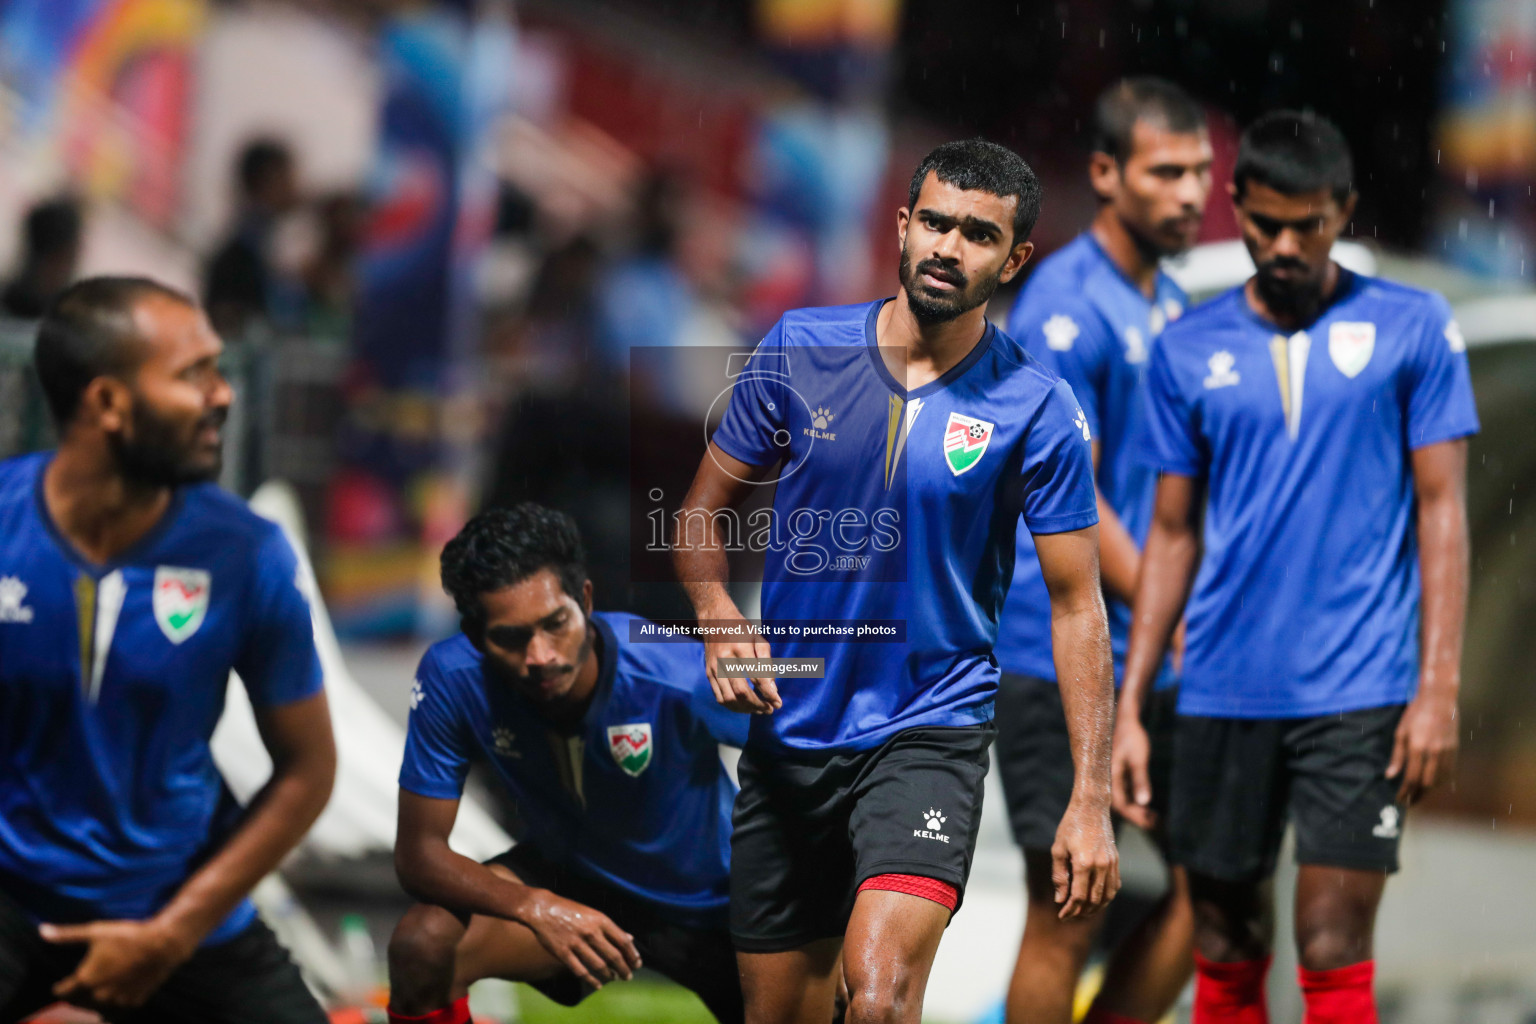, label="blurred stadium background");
[1,0,1533,1021]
